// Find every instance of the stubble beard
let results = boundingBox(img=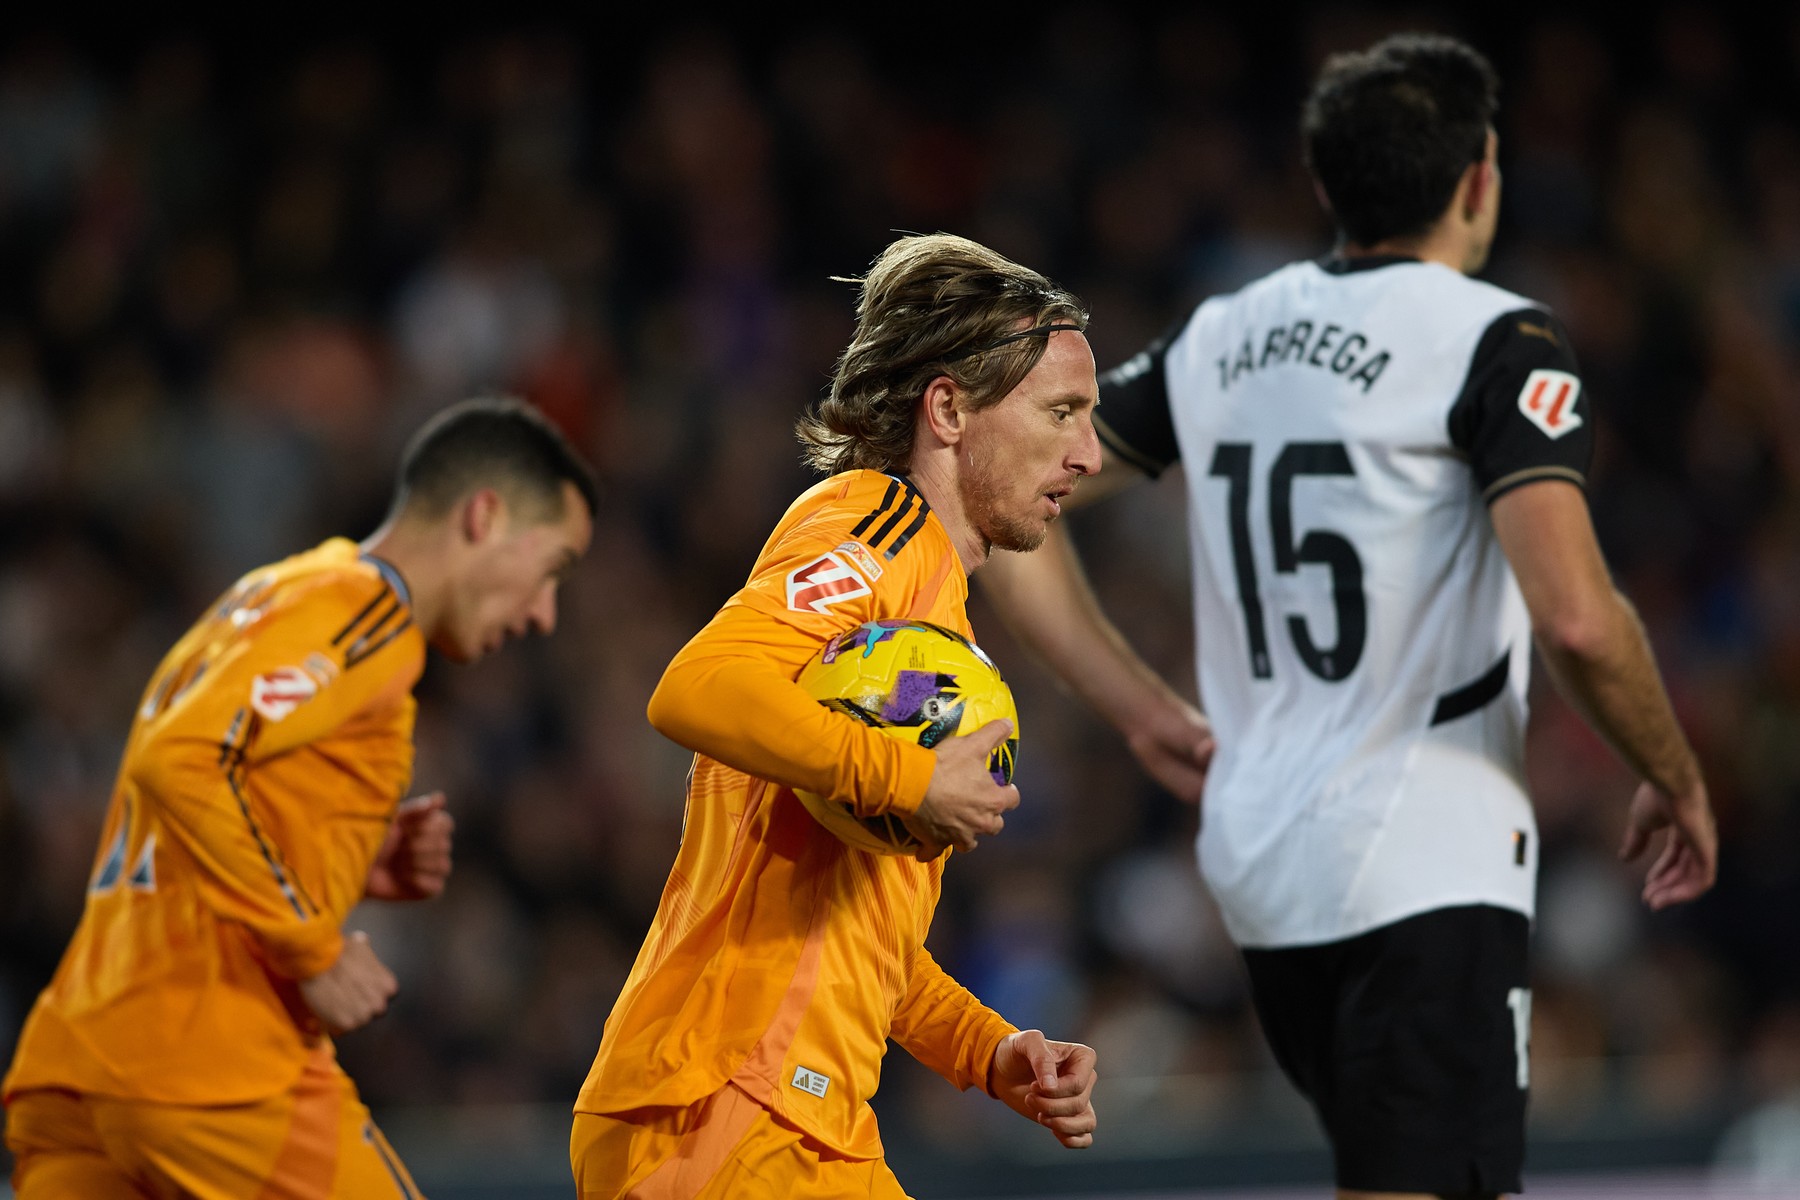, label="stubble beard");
[962,465,1047,555]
